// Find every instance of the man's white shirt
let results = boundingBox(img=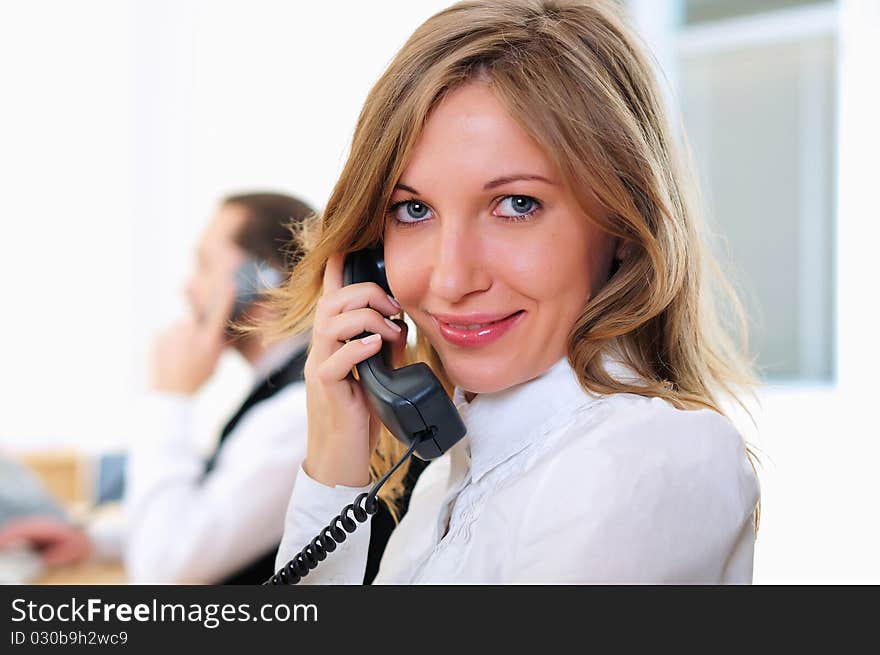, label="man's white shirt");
[89,333,309,584]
